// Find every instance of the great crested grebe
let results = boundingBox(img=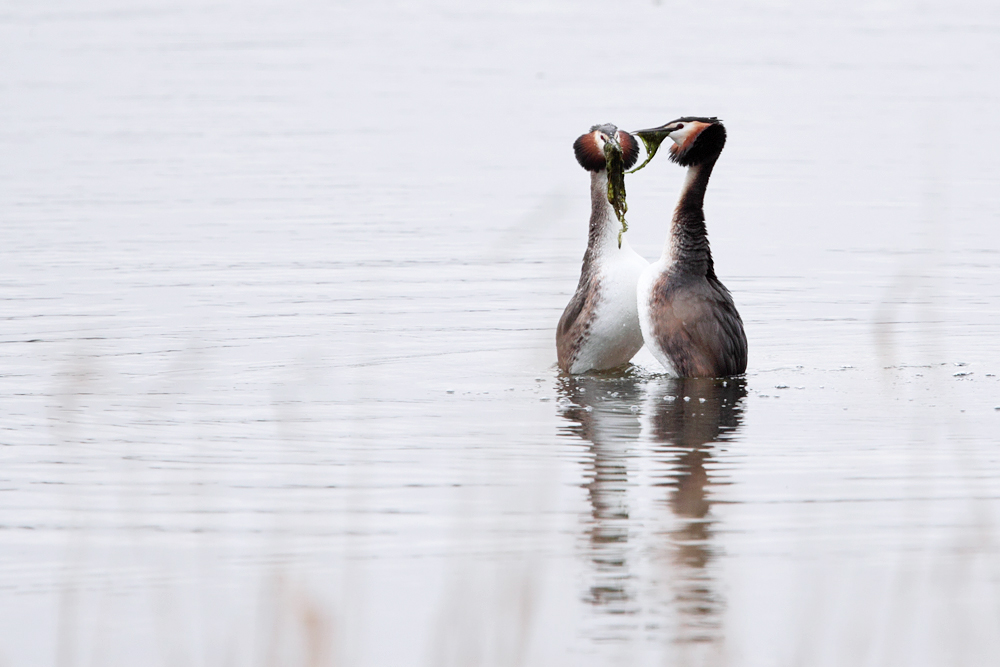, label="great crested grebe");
[634,117,747,378]
[556,123,647,374]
